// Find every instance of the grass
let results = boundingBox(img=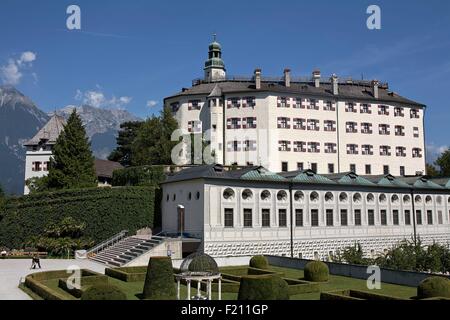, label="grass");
[21,265,417,300]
